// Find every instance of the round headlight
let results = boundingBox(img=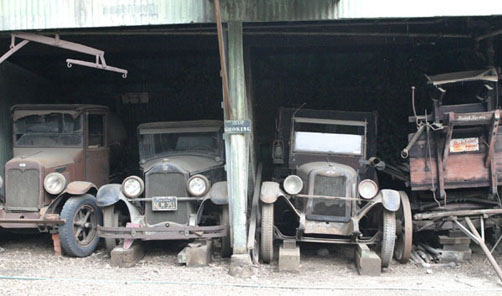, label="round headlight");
[44,172,66,195]
[358,179,379,199]
[187,175,210,197]
[283,175,303,195]
[121,176,144,198]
